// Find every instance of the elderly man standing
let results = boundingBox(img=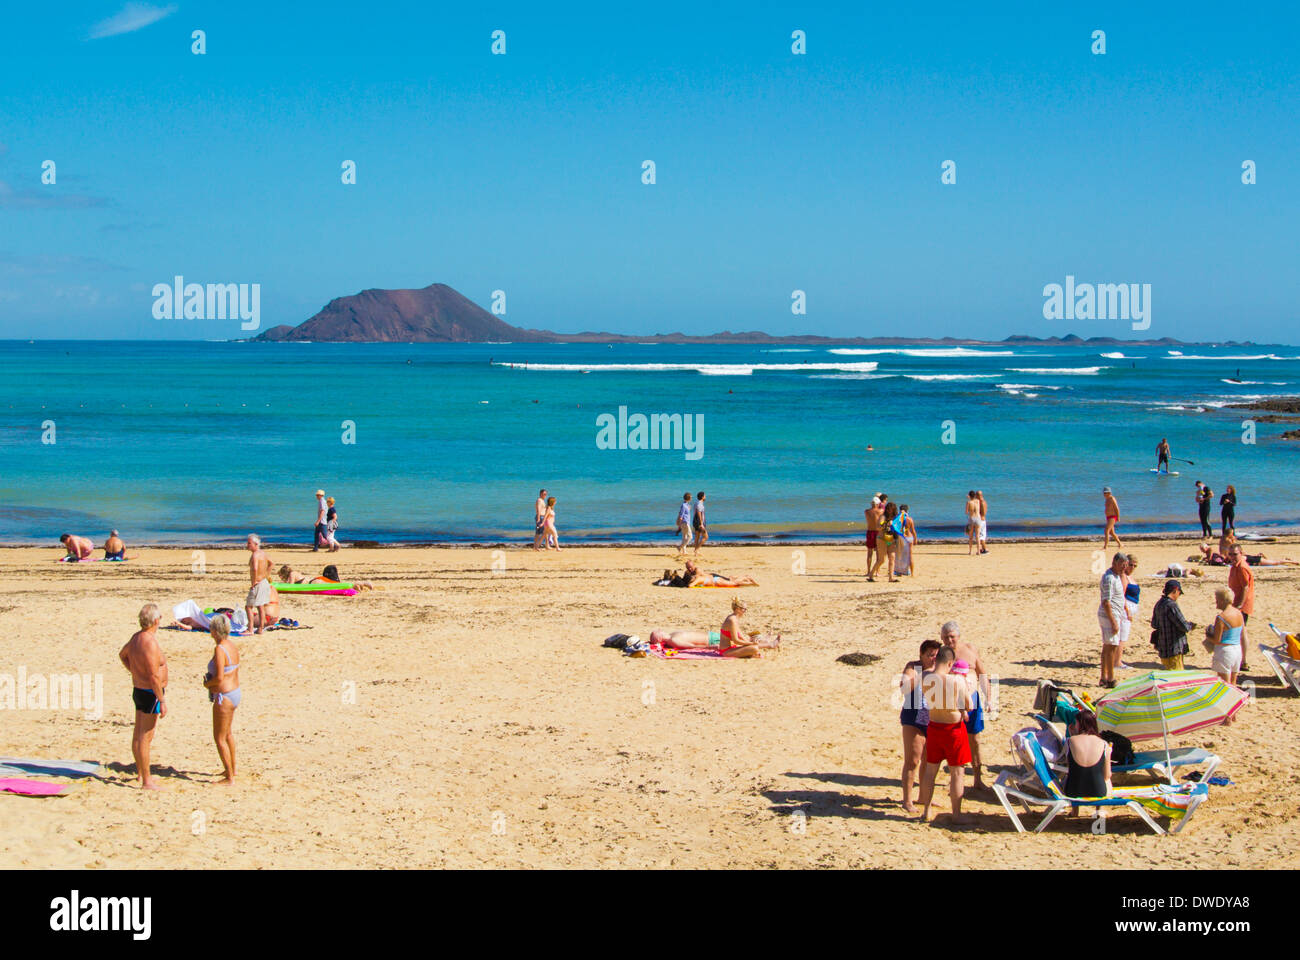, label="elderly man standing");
[245,534,274,635]
[118,603,169,790]
[1150,579,1194,670]
[313,489,328,551]
[1098,552,1127,688]
[1227,543,1254,673]
[940,620,990,791]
